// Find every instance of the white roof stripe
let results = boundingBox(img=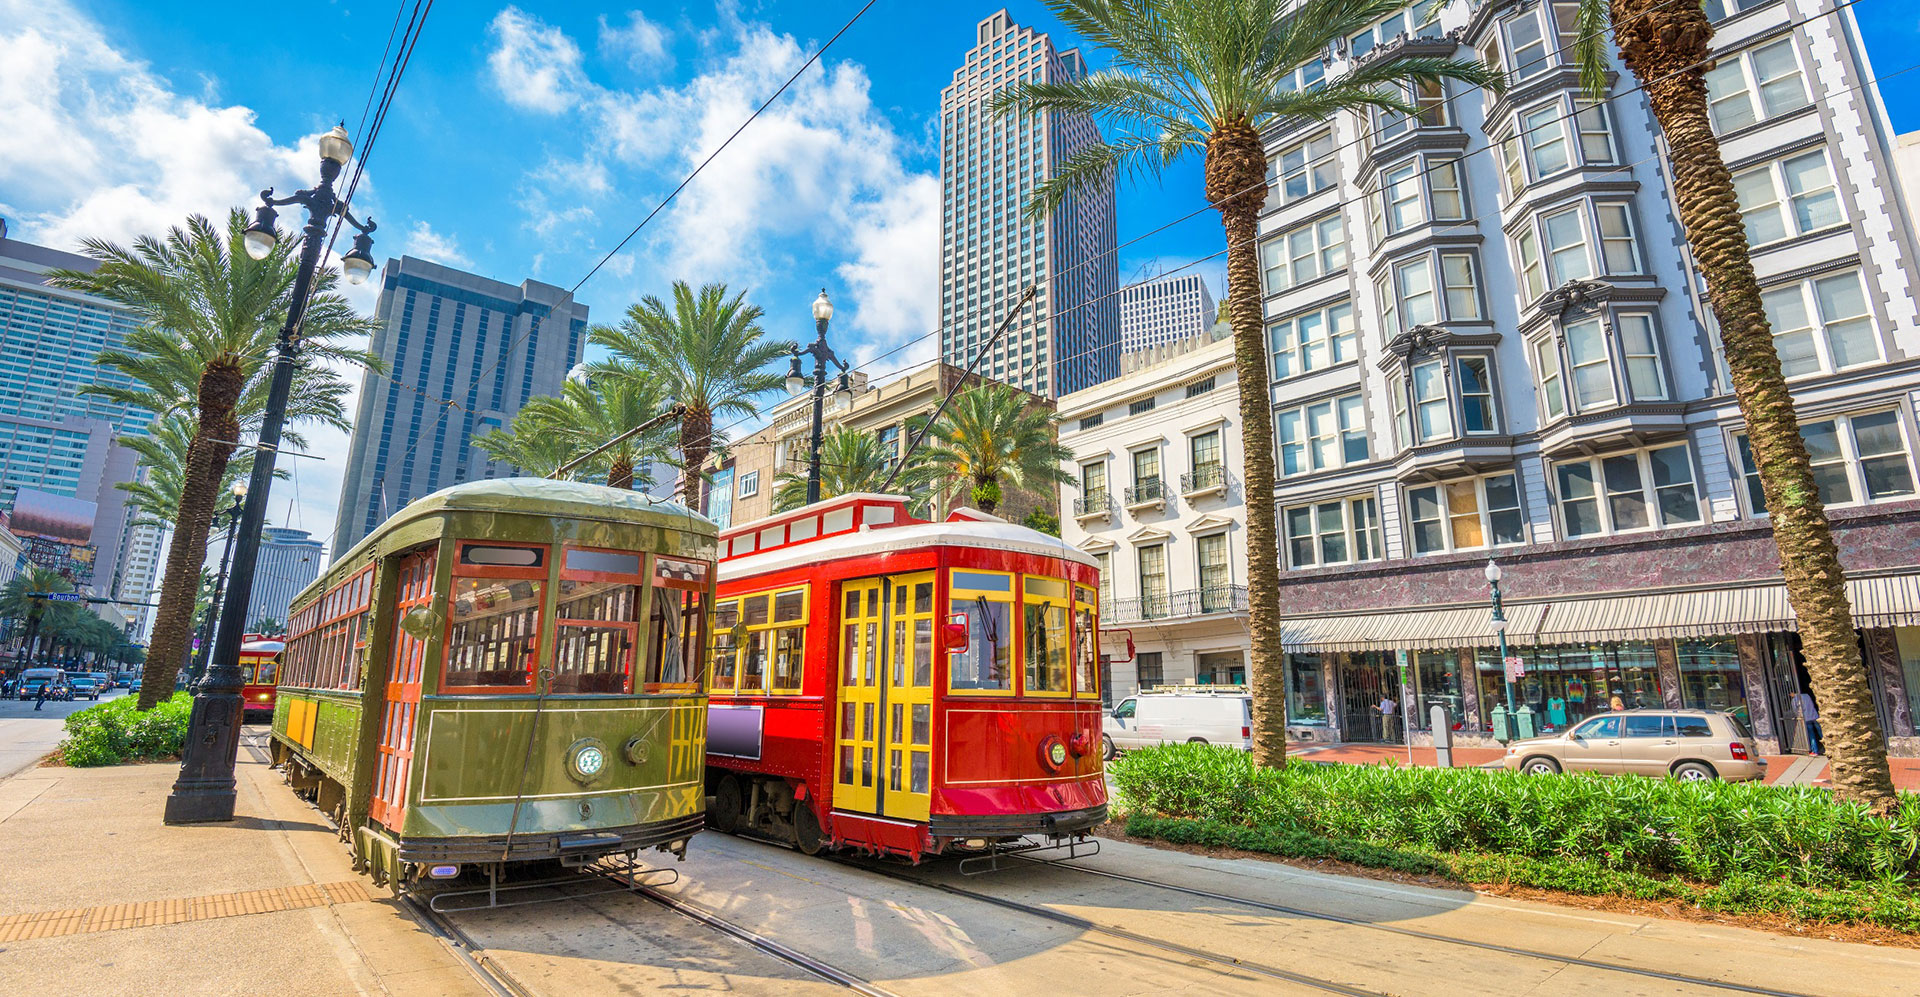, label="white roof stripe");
[718,520,1100,583]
